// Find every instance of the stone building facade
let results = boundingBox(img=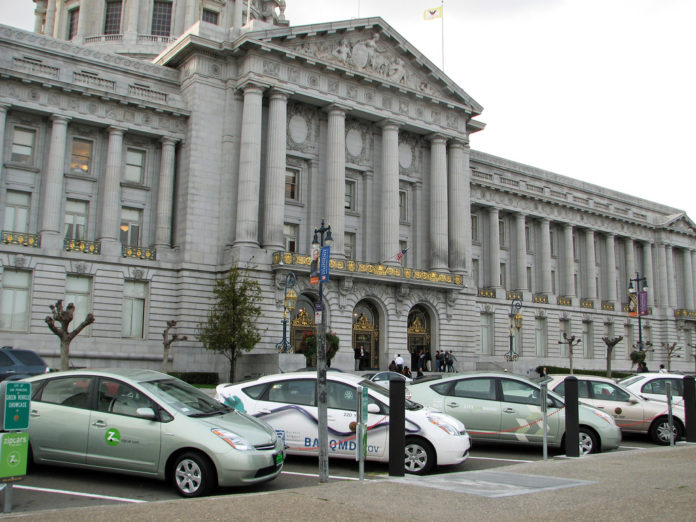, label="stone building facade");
[0,0,695,378]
